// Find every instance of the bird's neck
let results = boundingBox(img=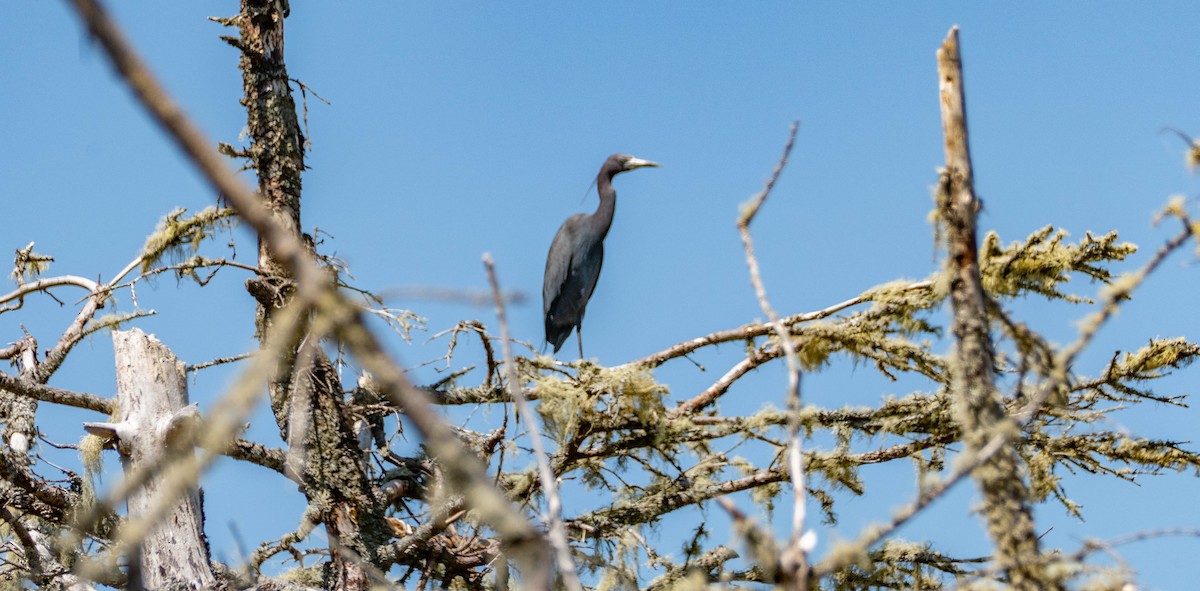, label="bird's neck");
[592,171,617,237]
